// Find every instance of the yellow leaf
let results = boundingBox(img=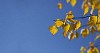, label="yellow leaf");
[66,0,70,3]
[75,21,81,30]
[94,35,100,40]
[54,19,63,27]
[95,3,100,10]
[87,47,99,53]
[98,10,100,17]
[90,5,95,14]
[63,31,67,38]
[80,46,86,52]
[84,0,88,3]
[66,11,74,19]
[68,23,76,31]
[48,25,58,35]
[82,3,89,16]
[89,26,96,34]
[70,0,76,7]
[80,51,84,53]
[67,19,77,23]
[57,3,62,9]
[68,32,75,40]
[75,31,79,38]
[89,42,94,47]
[62,23,70,32]
[81,28,89,38]
[96,23,100,31]
[87,15,97,26]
